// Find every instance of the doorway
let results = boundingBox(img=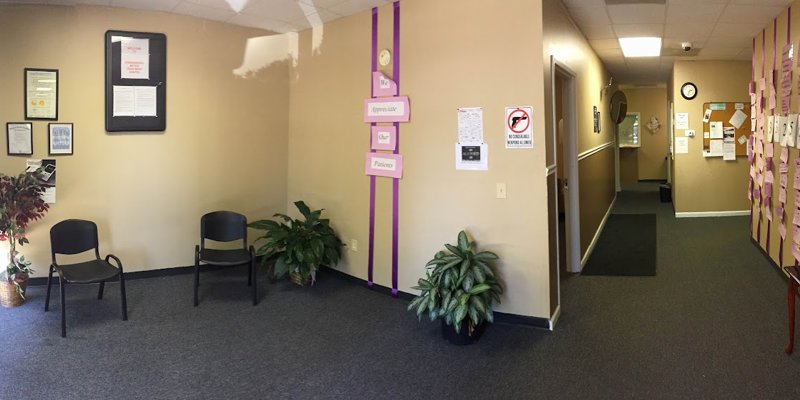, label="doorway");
[547,57,580,327]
